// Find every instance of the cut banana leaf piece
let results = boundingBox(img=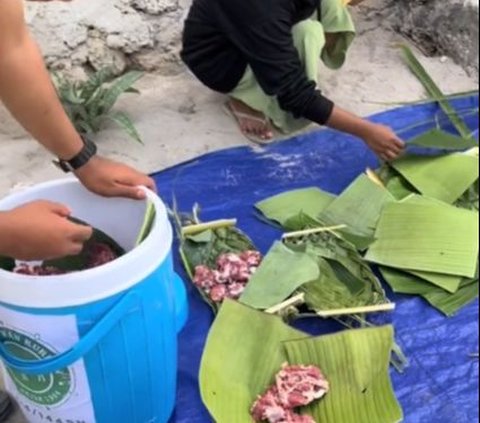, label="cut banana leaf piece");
[200,300,304,423]
[256,187,335,226]
[408,270,463,294]
[301,258,384,312]
[319,174,394,239]
[366,202,479,278]
[240,242,320,309]
[391,153,479,204]
[200,300,403,423]
[380,267,479,317]
[408,129,478,151]
[386,176,417,200]
[284,326,403,423]
[285,232,388,307]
